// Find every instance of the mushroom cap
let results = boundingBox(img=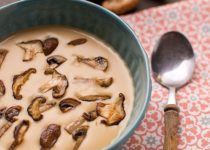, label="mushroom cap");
[67,38,87,46]
[40,124,61,149]
[5,106,22,123]
[45,55,67,75]
[59,98,81,113]
[43,38,58,56]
